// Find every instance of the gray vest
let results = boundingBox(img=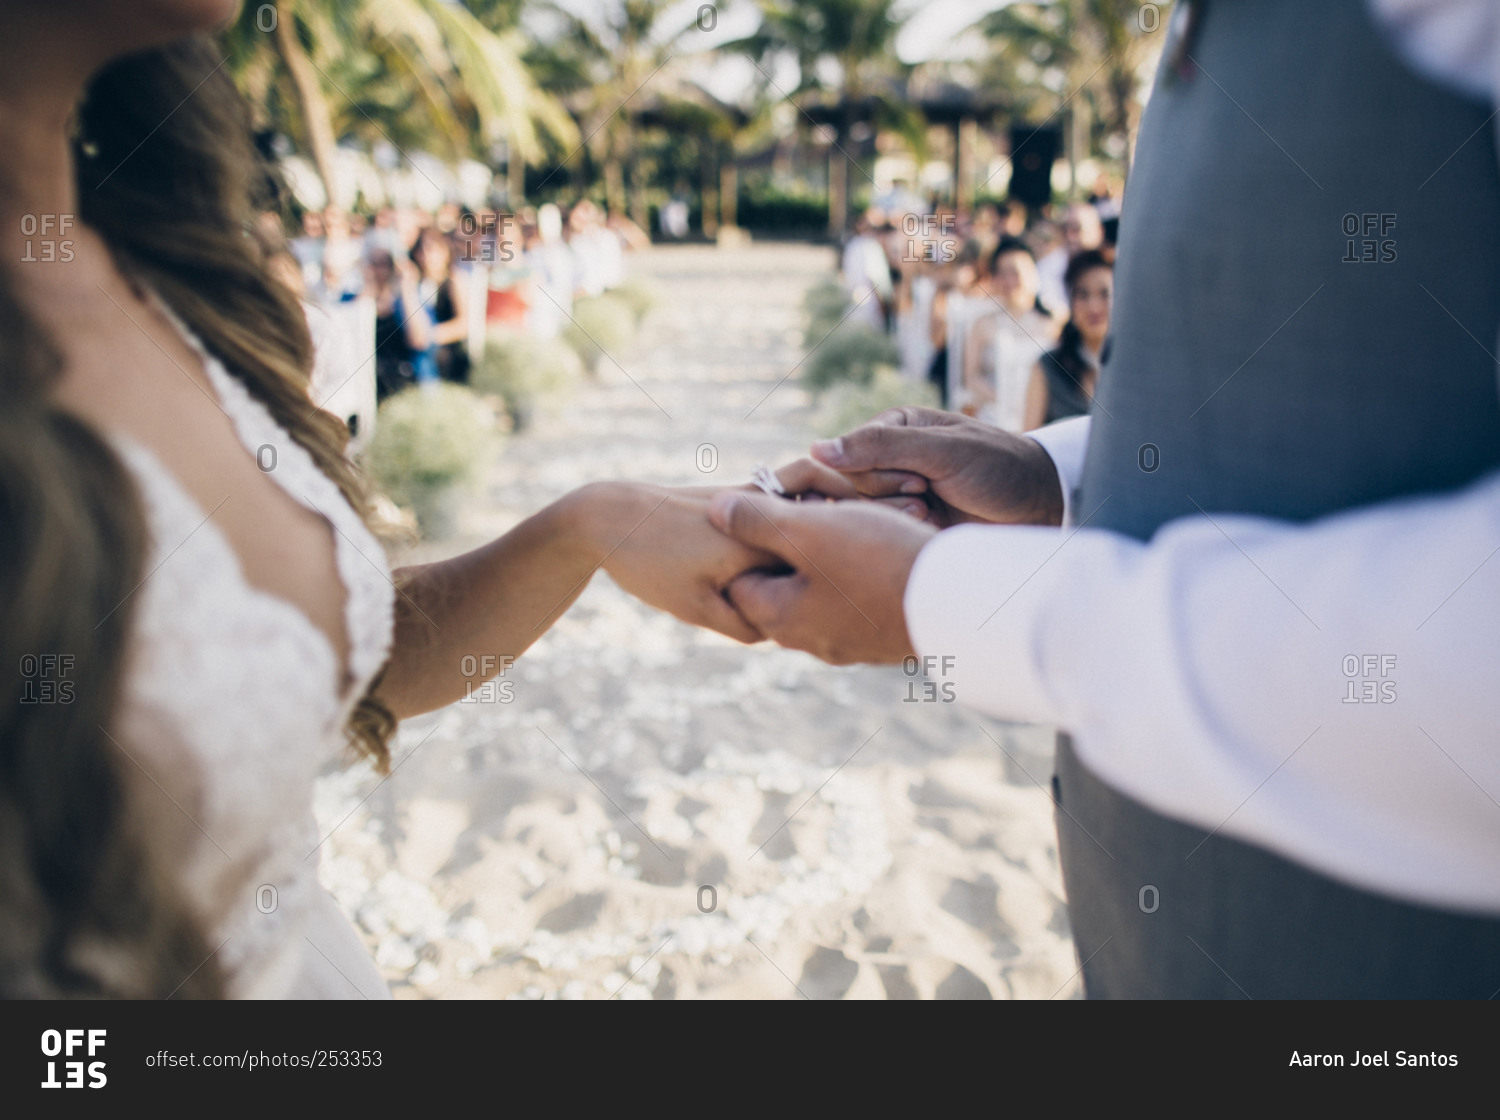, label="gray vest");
[1058,0,1500,997]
